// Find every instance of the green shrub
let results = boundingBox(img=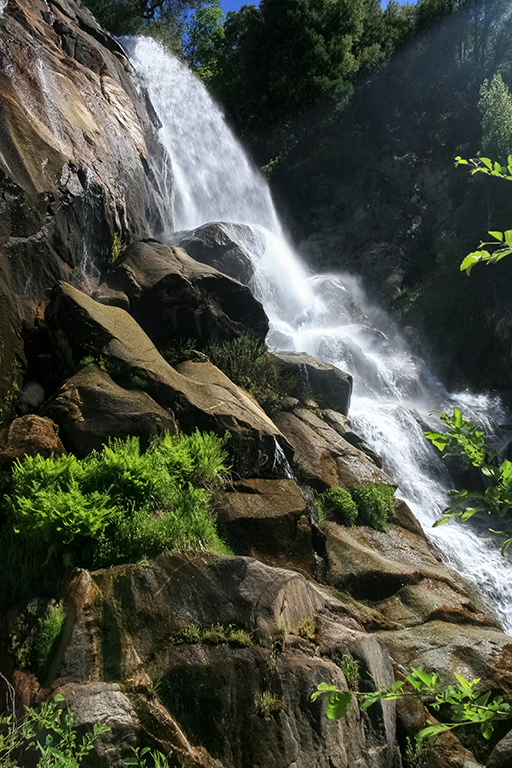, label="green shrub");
[351,483,395,532]
[1,431,230,576]
[206,334,293,416]
[35,601,66,678]
[316,487,358,526]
